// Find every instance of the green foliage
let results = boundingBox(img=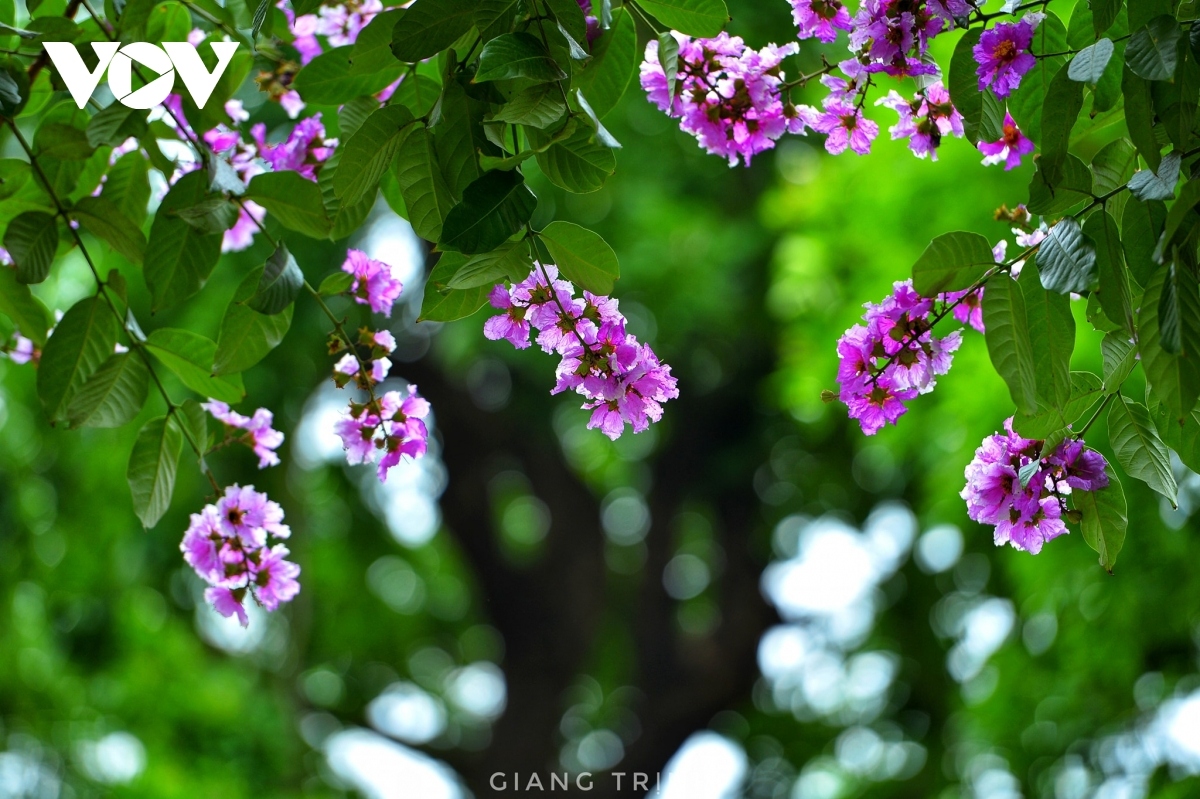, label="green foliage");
[36,296,120,423]
[1075,469,1128,572]
[144,328,245,404]
[910,231,996,296]
[538,220,619,294]
[3,209,57,283]
[66,350,149,429]
[126,414,182,527]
